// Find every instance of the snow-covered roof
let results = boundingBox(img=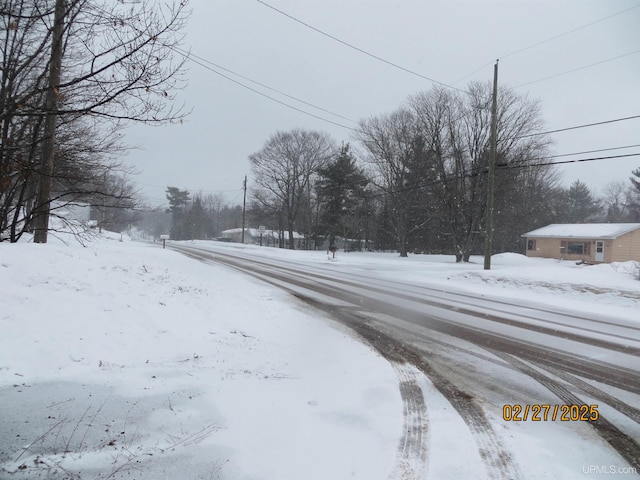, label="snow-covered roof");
[221,227,305,239]
[523,223,640,239]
